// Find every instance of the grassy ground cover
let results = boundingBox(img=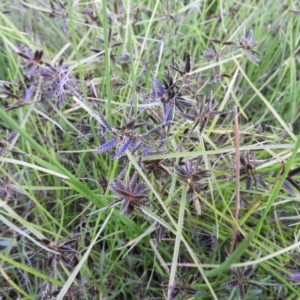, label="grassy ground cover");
[1,0,300,299]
